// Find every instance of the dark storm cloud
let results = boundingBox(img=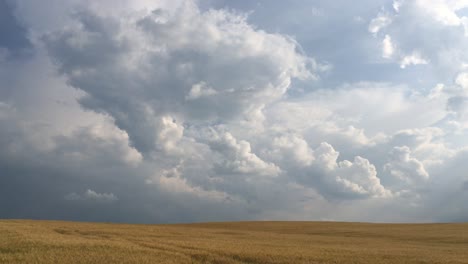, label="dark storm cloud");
[0,117,250,223]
